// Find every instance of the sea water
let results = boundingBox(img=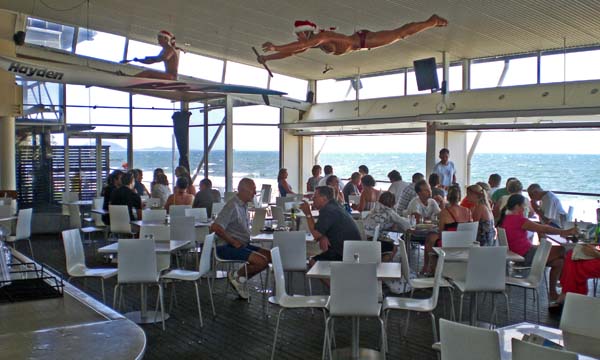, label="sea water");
[112,150,600,221]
